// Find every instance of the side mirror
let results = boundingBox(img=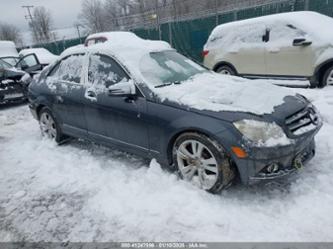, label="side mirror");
[108,80,136,97]
[262,29,270,43]
[21,64,29,71]
[293,38,312,47]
